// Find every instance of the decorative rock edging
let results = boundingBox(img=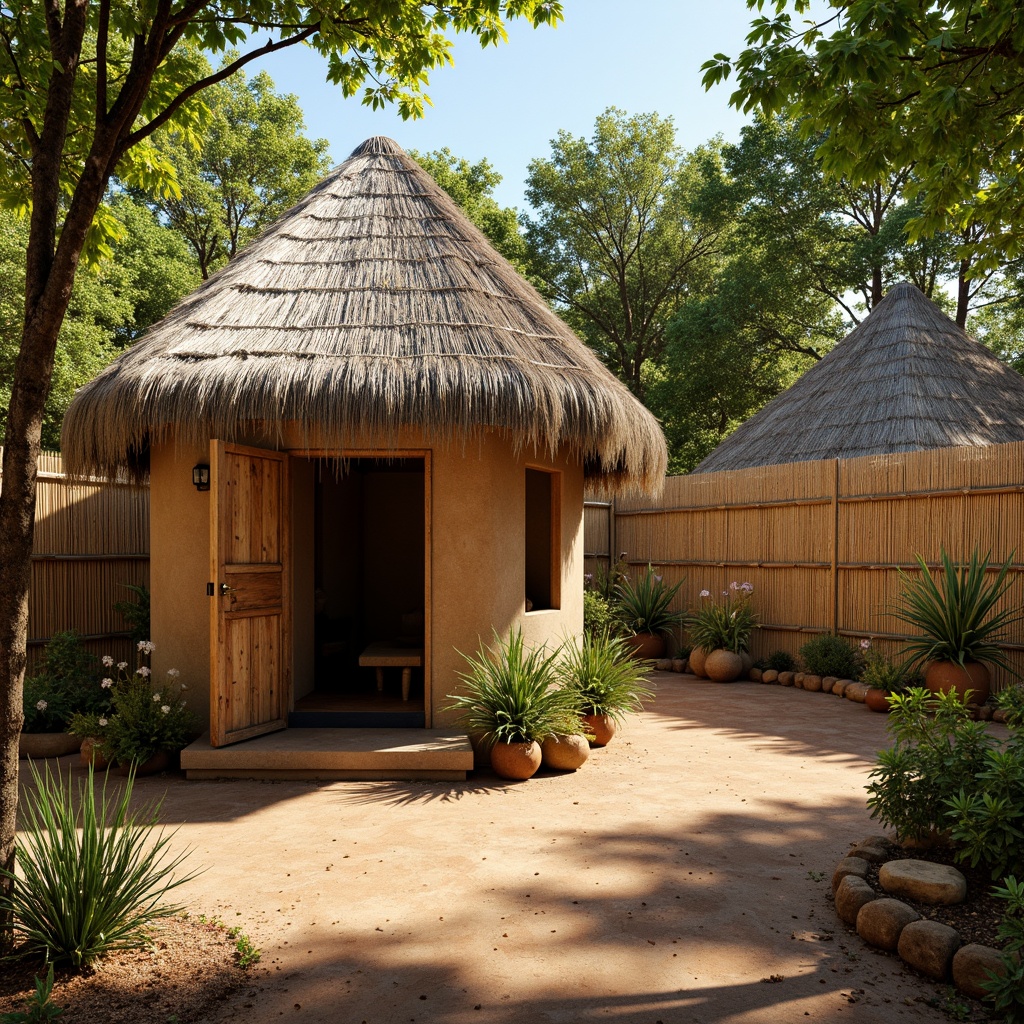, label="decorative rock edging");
[830,836,1009,1000]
